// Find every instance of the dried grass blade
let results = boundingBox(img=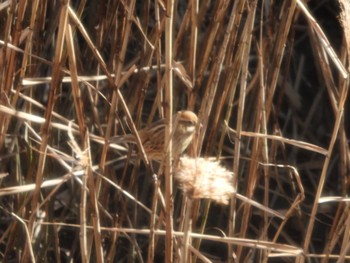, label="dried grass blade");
[227,125,328,156]
[65,24,85,134]
[318,196,350,203]
[0,105,45,123]
[297,0,348,79]
[0,174,72,197]
[235,193,285,220]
